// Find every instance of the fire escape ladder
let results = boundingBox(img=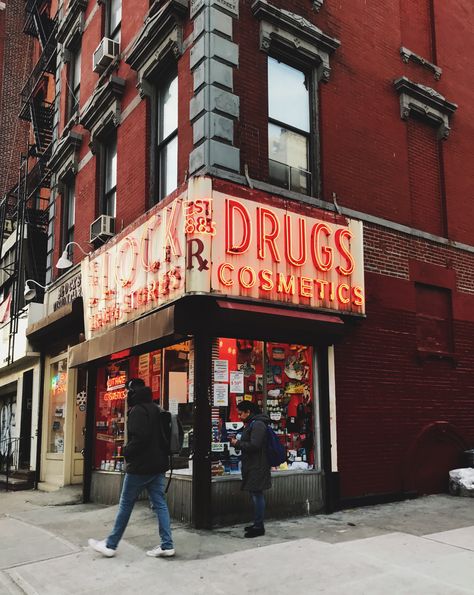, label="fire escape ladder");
[24,0,55,49]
